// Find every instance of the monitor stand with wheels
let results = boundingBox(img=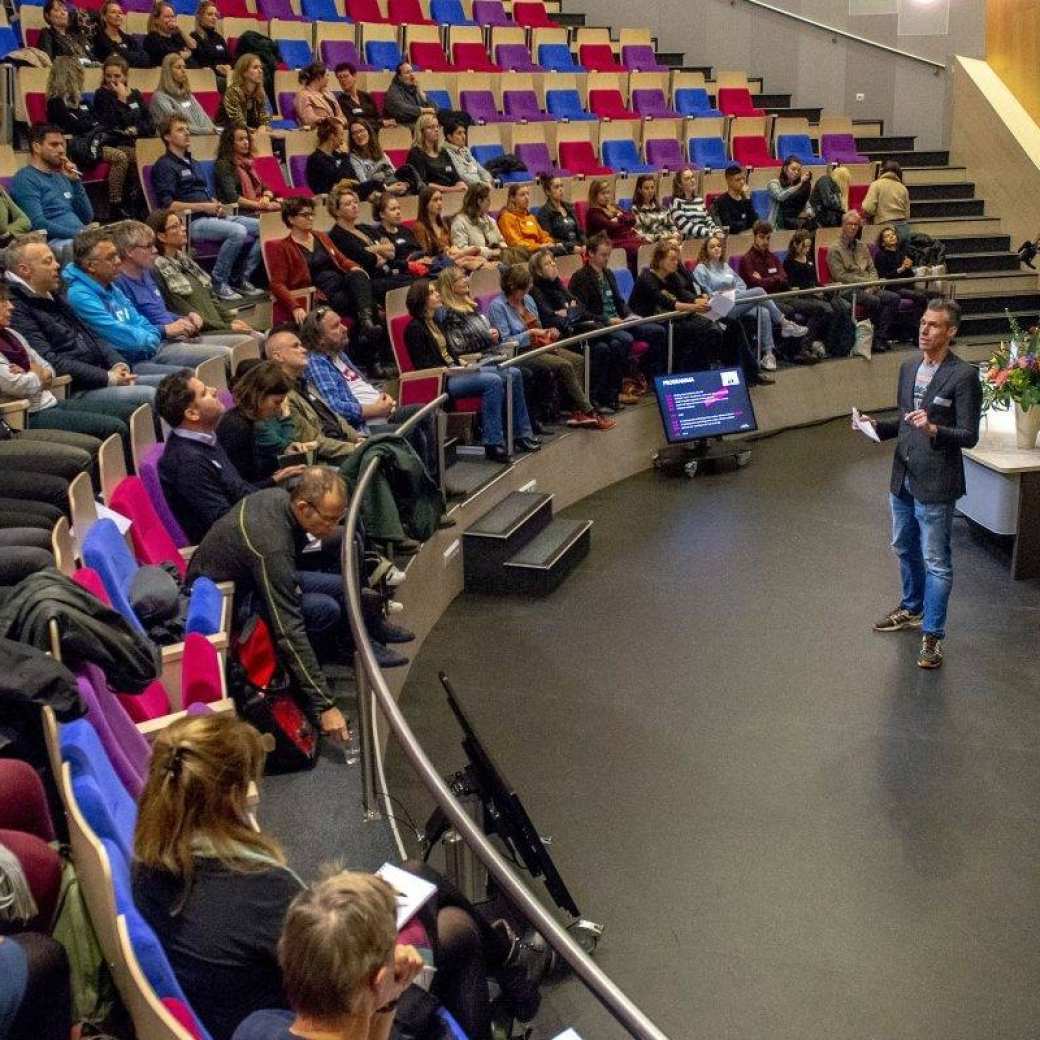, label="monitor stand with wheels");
[652,436,753,478]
